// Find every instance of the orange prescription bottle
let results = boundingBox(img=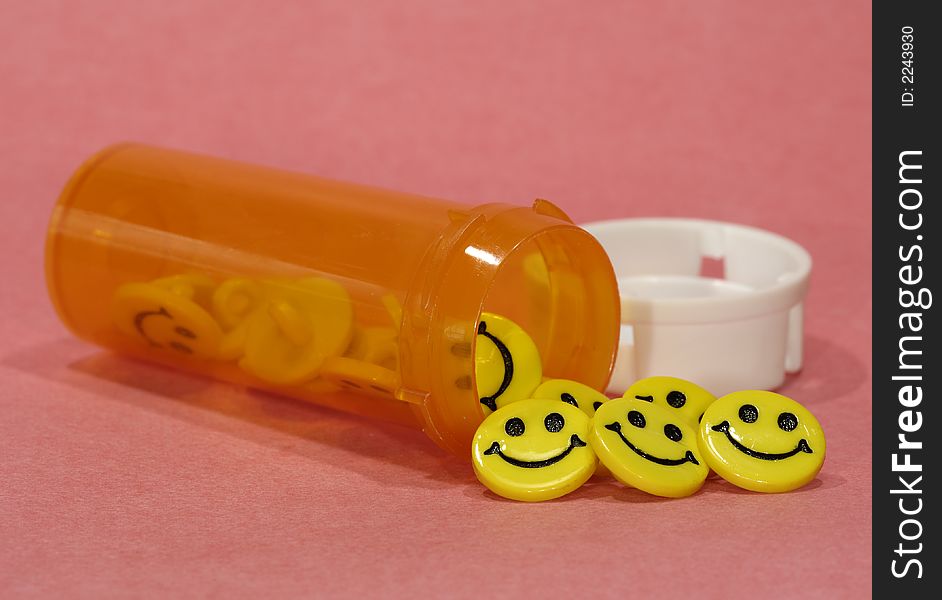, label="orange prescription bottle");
[45,144,620,455]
